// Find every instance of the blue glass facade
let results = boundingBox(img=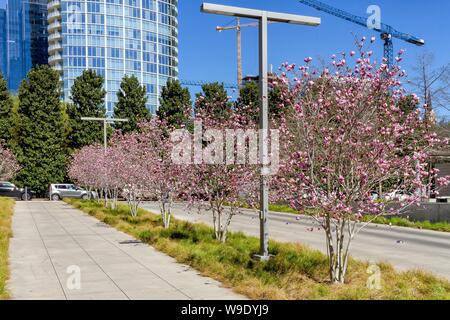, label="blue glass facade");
[0,4,6,78]
[0,0,48,92]
[48,0,178,115]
